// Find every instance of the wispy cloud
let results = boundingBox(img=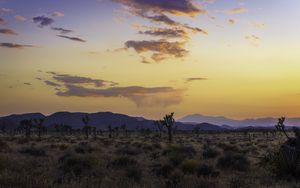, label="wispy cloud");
[32,16,54,27]
[51,27,72,34]
[224,7,248,14]
[185,77,207,83]
[0,42,33,49]
[44,80,61,87]
[245,35,260,46]
[113,0,206,16]
[139,28,188,39]
[228,19,235,25]
[57,35,86,42]
[47,72,118,87]
[15,15,26,21]
[40,72,184,107]
[56,84,184,107]
[0,8,13,13]
[0,28,18,35]
[52,11,64,17]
